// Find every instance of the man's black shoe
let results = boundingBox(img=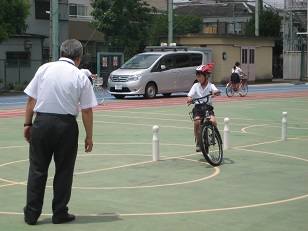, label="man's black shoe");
[23,206,38,225]
[52,213,75,224]
[24,217,37,225]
